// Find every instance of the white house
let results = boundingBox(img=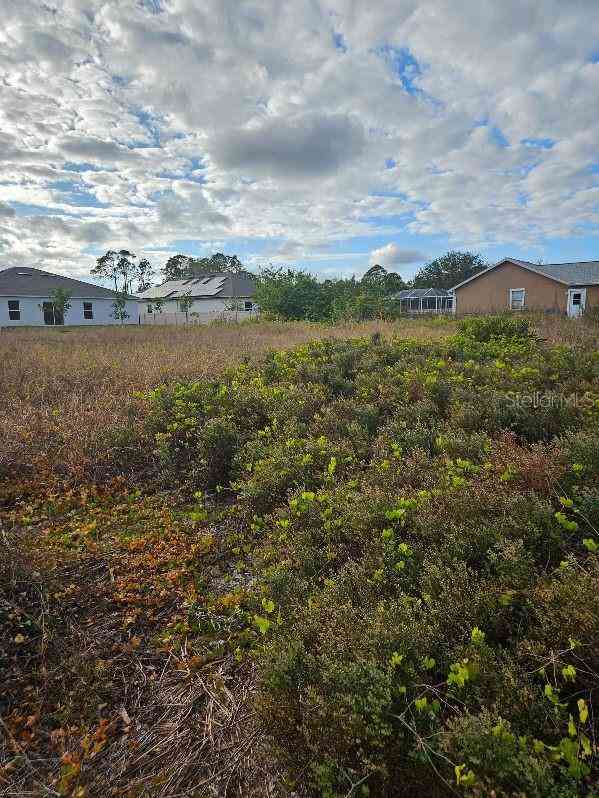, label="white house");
[137,272,258,323]
[0,266,139,327]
